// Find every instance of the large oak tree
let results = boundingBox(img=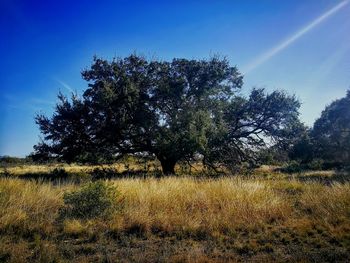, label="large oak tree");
[34,55,301,174]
